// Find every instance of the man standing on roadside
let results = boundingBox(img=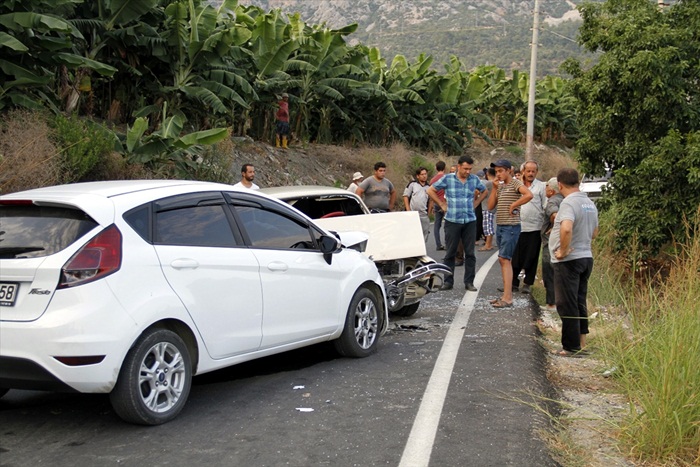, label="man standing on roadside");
[429,161,447,250]
[487,159,533,307]
[510,160,547,294]
[233,163,260,190]
[540,177,564,312]
[356,162,396,212]
[427,155,486,292]
[550,168,599,356]
[276,93,290,149]
[404,167,431,242]
[347,172,363,193]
